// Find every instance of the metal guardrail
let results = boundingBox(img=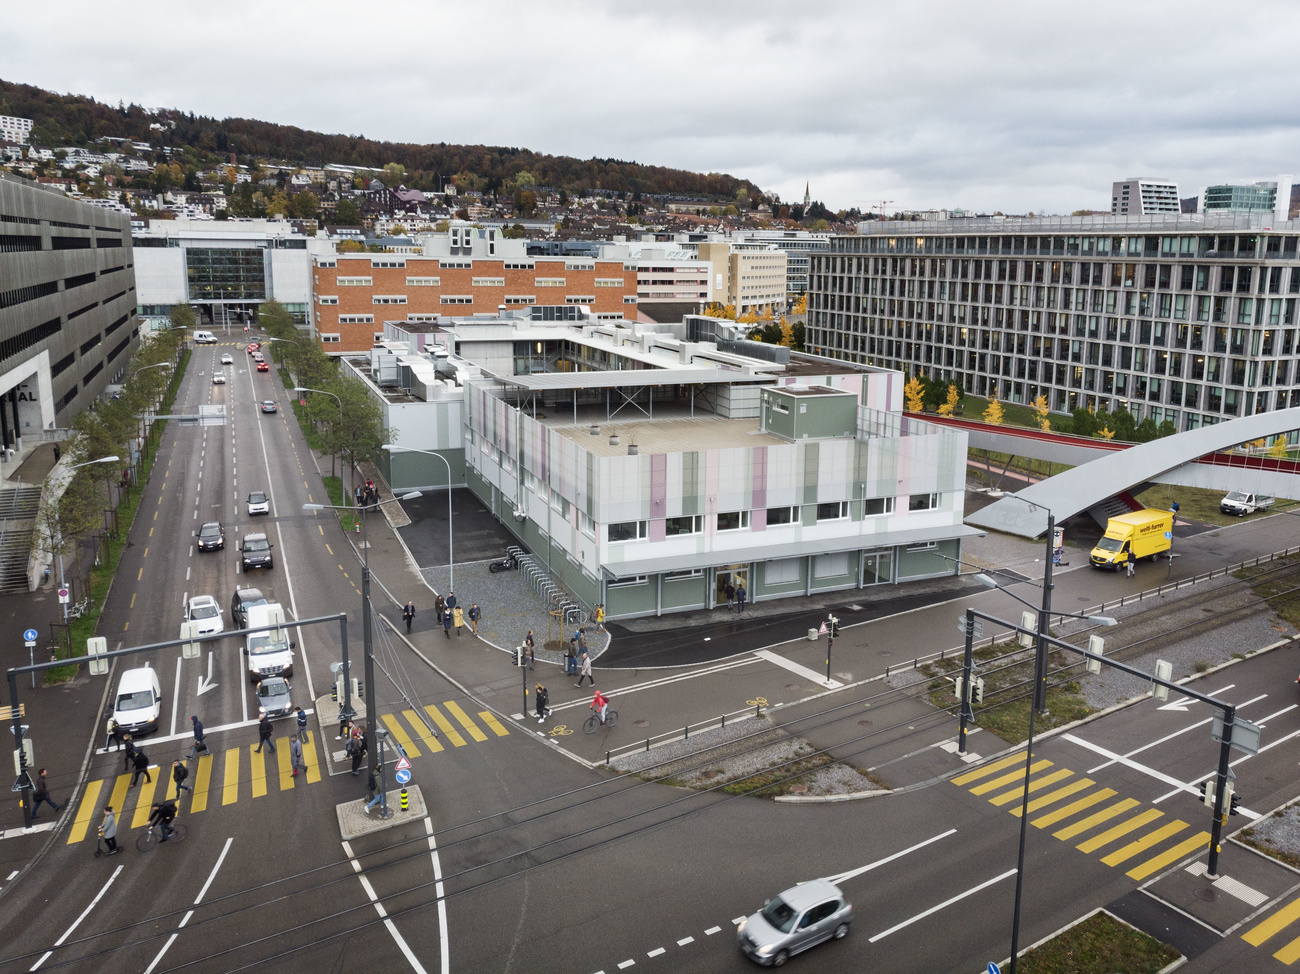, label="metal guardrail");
[603,700,769,766]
